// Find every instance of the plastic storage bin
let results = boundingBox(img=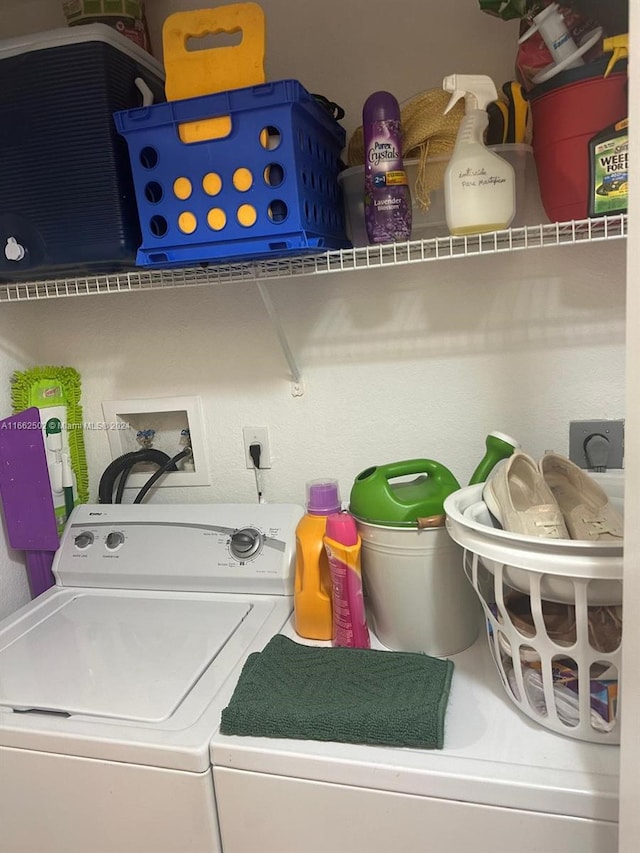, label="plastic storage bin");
[0,24,164,281]
[444,475,623,745]
[115,80,350,268]
[339,144,549,246]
